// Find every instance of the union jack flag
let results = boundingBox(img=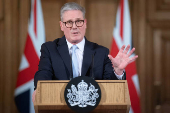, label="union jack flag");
[14,0,45,113]
[110,0,141,113]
